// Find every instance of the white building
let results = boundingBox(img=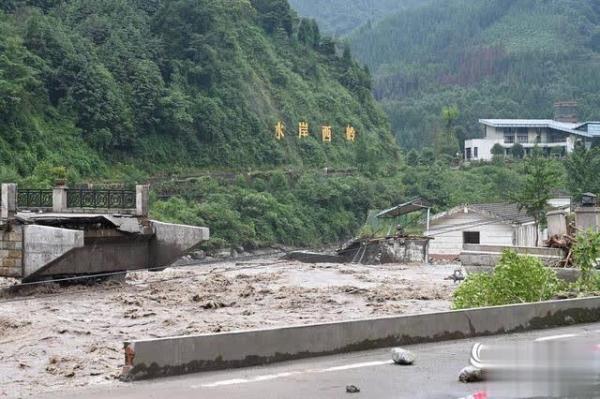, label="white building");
[464,119,600,161]
[425,203,544,260]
